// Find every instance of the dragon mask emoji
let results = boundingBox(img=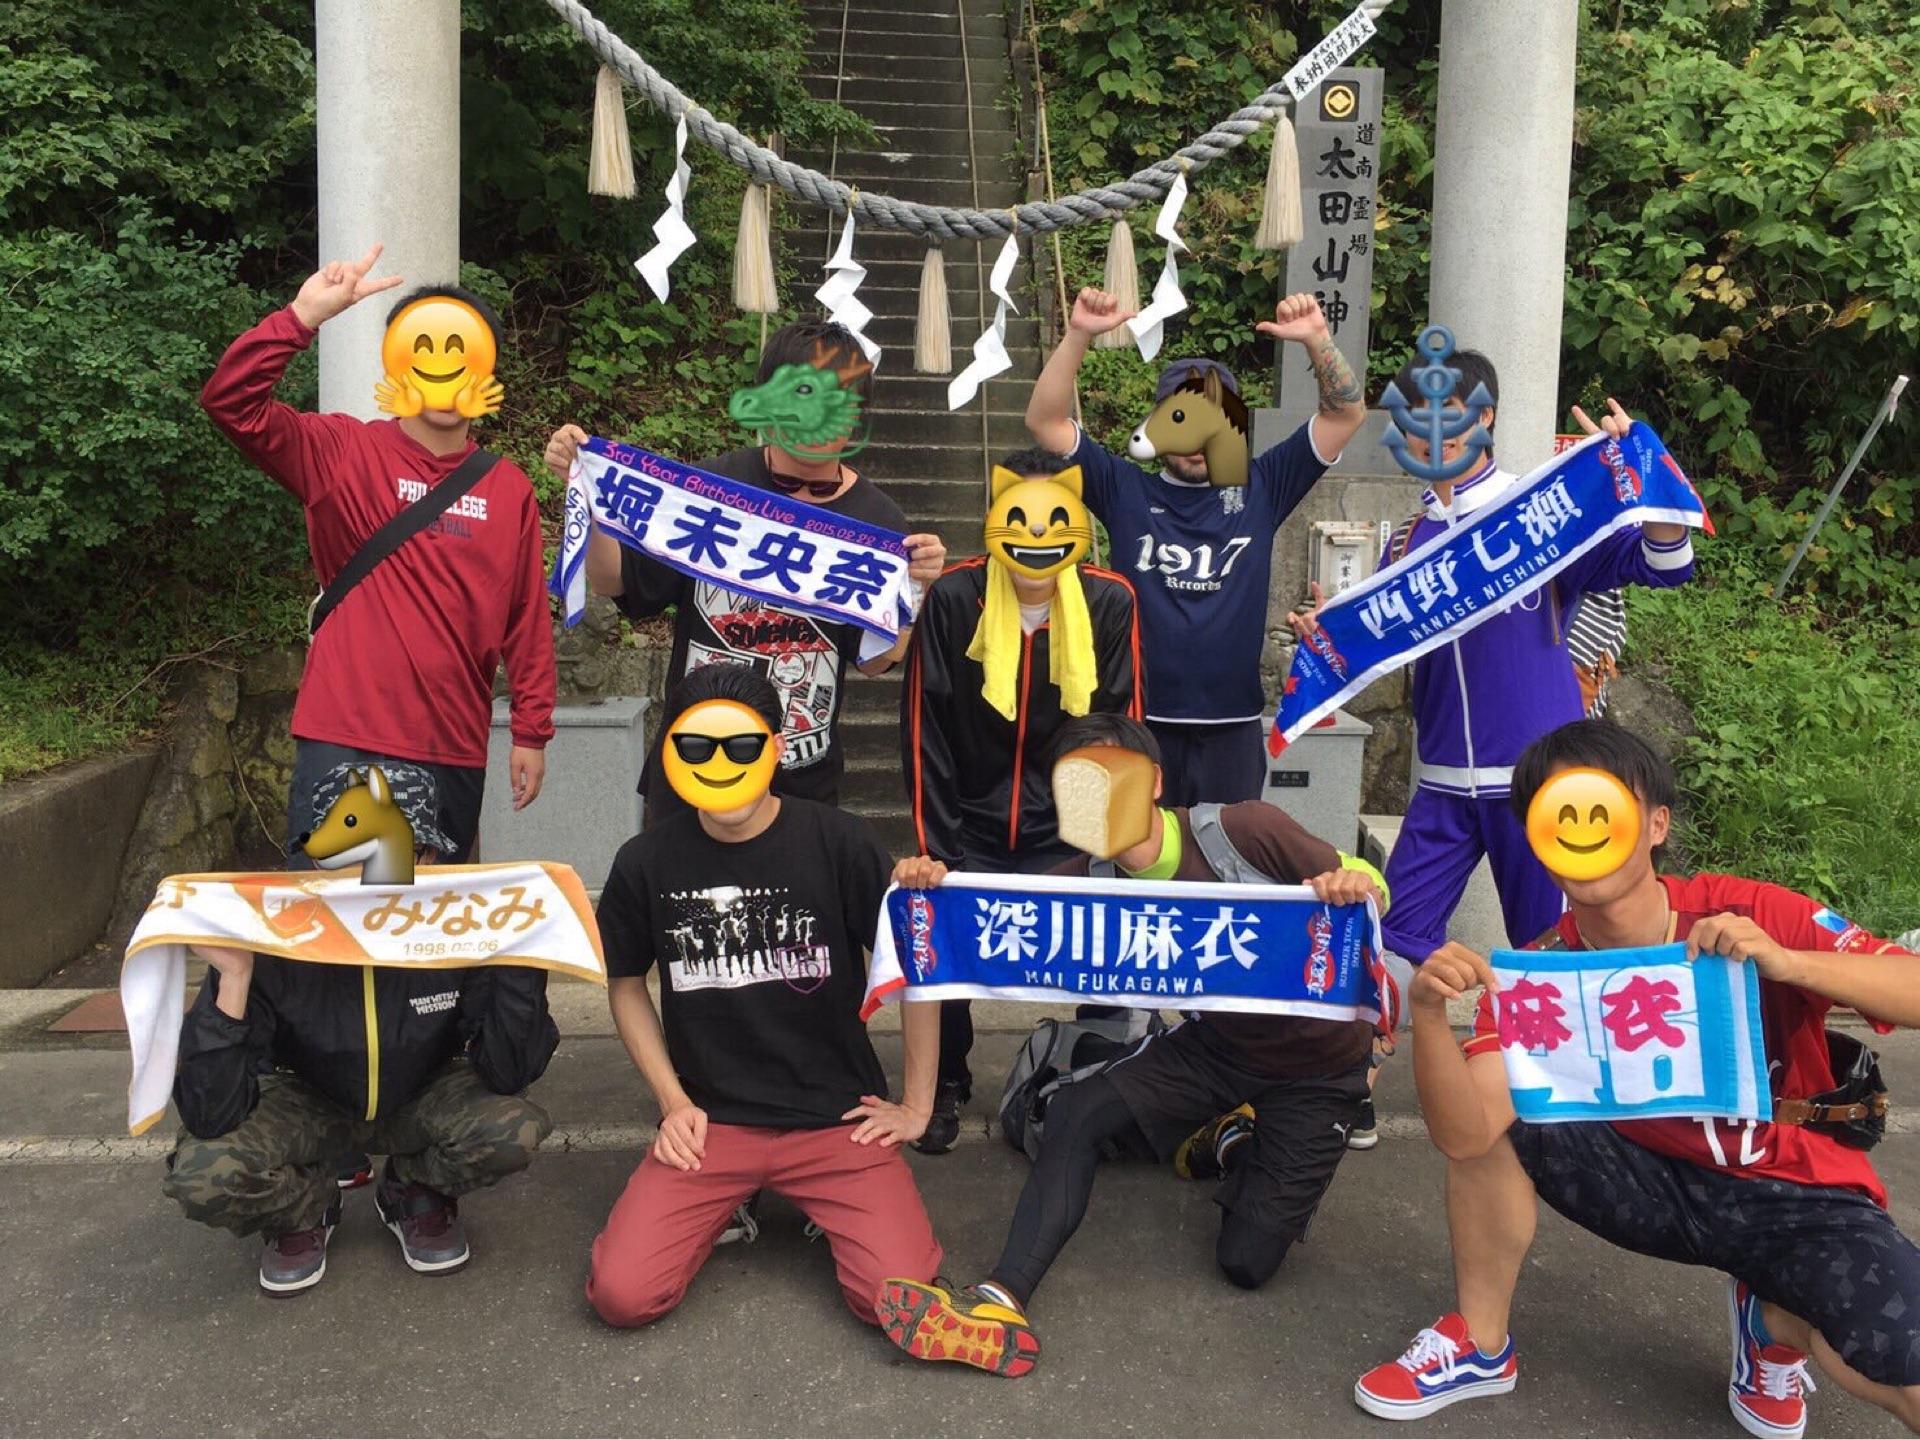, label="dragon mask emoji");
[983,464,1093,579]
[728,341,874,461]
